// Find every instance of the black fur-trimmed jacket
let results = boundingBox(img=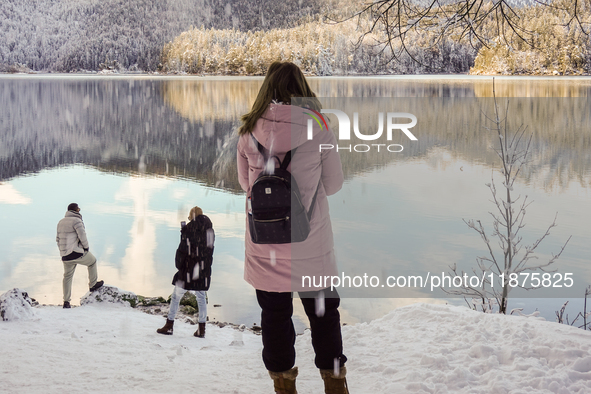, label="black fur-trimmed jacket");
[172,215,215,291]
